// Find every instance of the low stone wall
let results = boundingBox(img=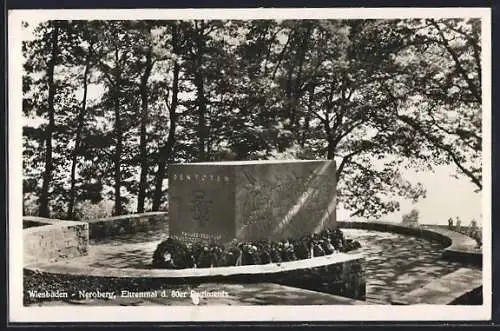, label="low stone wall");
[337,221,452,245]
[23,217,89,264]
[25,253,366,302]
[450,286,483,305]
[442,249,482,267]
[272,257,365,300]
[86,212,168,240]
